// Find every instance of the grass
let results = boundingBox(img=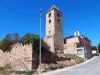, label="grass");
[0,67,35,75]
[1,71,12,75]
[57,54,84,64]
[0,67,5,71]
[15,71,27,74]
[26,71,35,75]
[1,71,35,75]
[13,71,35,75]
